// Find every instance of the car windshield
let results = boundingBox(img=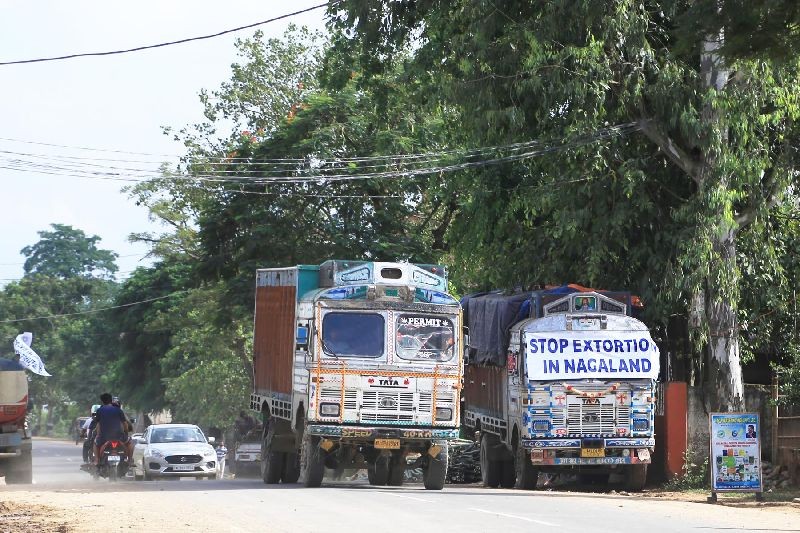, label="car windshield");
[395,314,456,362]
[321,312,384,358]
[150,427,206,444]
